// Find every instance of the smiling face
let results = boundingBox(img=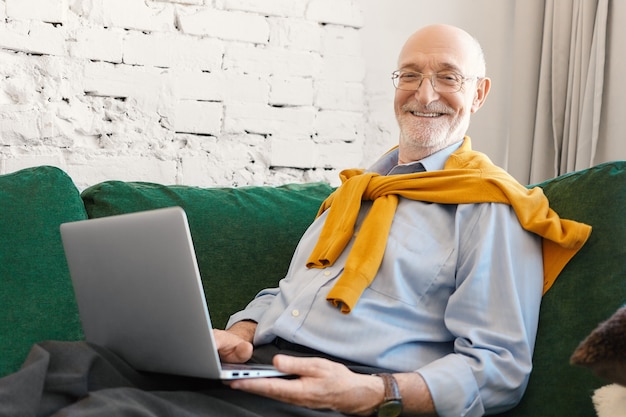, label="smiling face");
[394,25,491,163]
